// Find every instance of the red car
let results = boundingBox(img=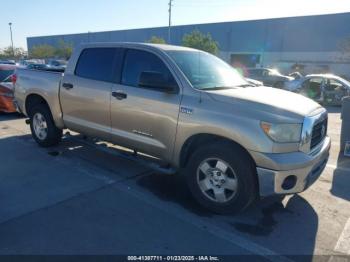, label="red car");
[0,64,16,113]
